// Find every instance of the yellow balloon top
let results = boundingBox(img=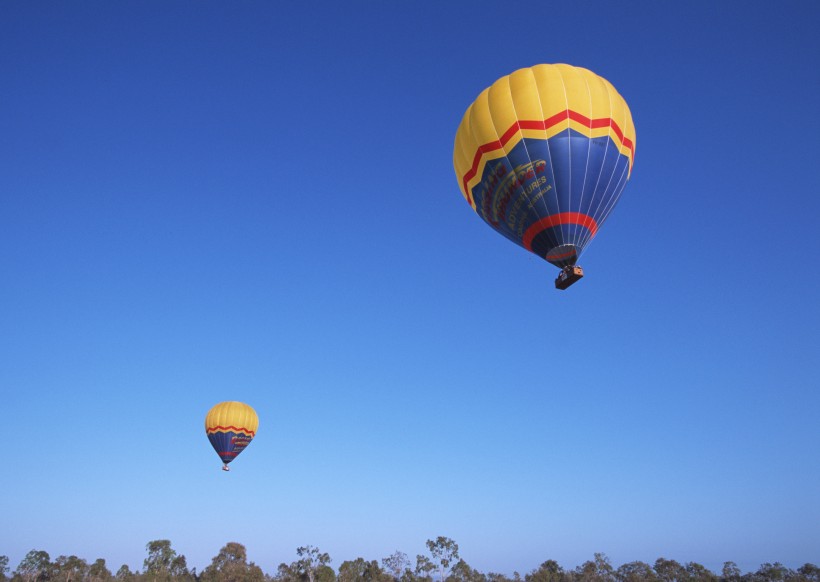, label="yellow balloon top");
[453,64,635,211]
[205,401,259,436]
